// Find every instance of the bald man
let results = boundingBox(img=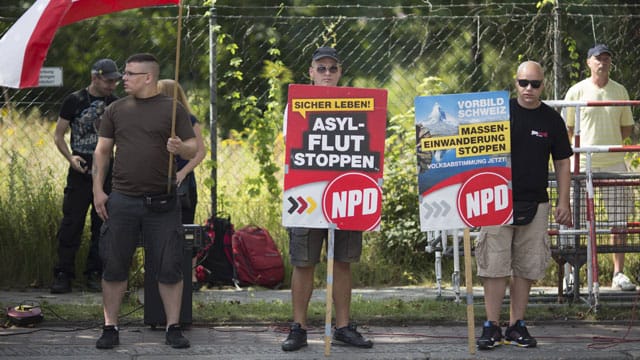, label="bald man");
[476,61,573,350]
